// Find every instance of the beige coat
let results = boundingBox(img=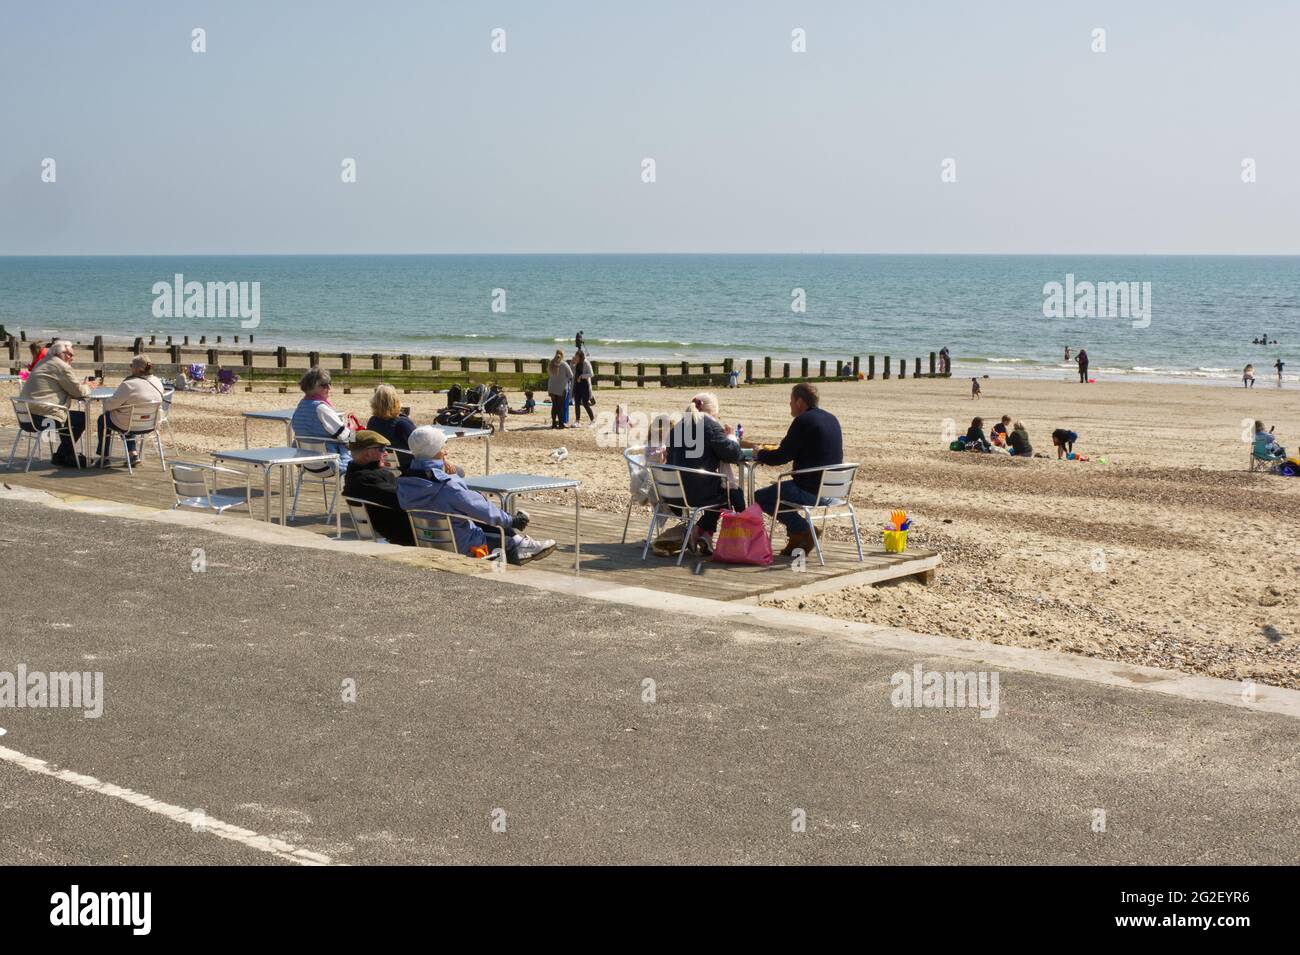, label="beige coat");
[18,355,91,423]
[104,374,166,430]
